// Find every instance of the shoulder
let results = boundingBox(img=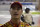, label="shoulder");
[0,22,10,27]
[20,22,29,26]
[20,22,31,27]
